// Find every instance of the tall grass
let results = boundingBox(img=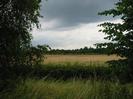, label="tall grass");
[33,61,132,83]
[32,63,111,80]
[5,62,127,82]
[1,60,132,99]
[1,79,133,99]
